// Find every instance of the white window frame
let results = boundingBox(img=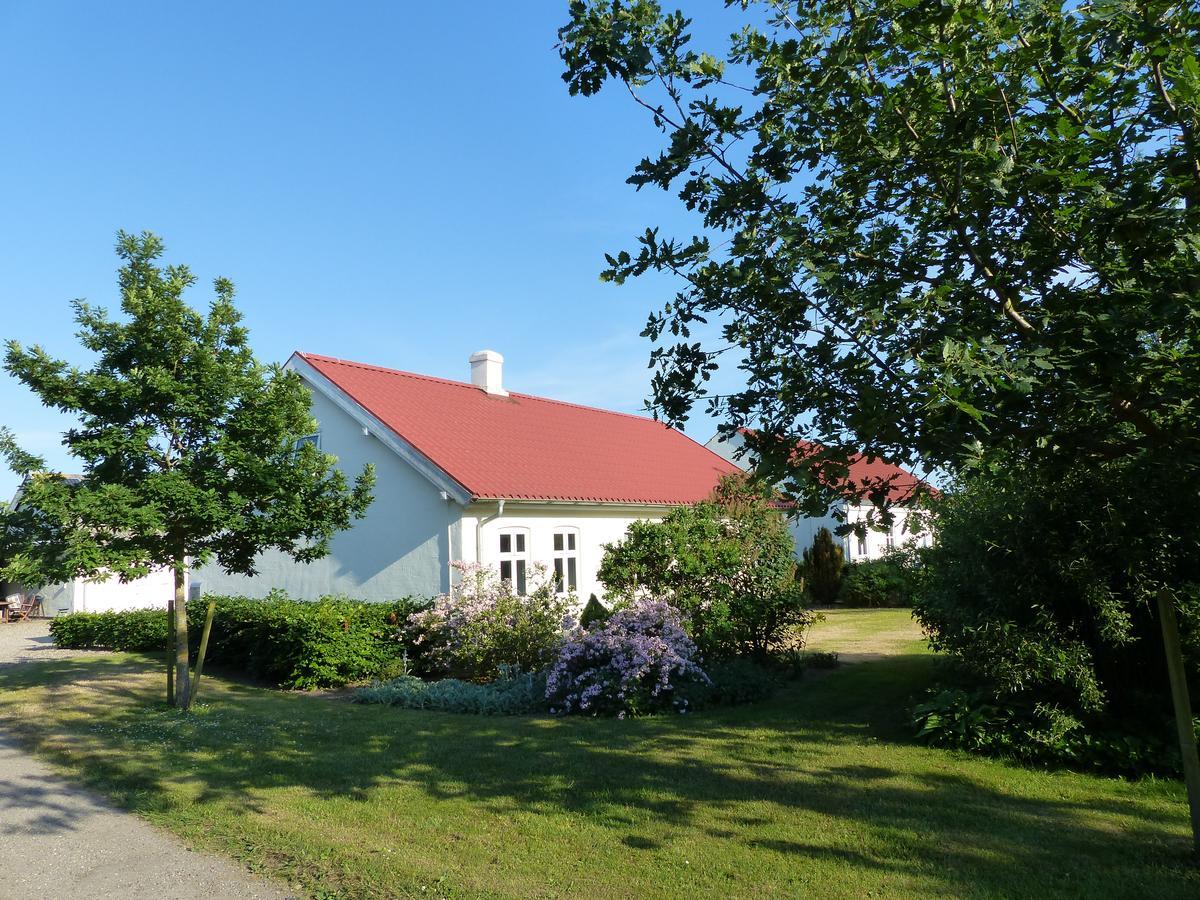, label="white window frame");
[856,529,868,559]
[551,528,580,595]
[497,528,530,595]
